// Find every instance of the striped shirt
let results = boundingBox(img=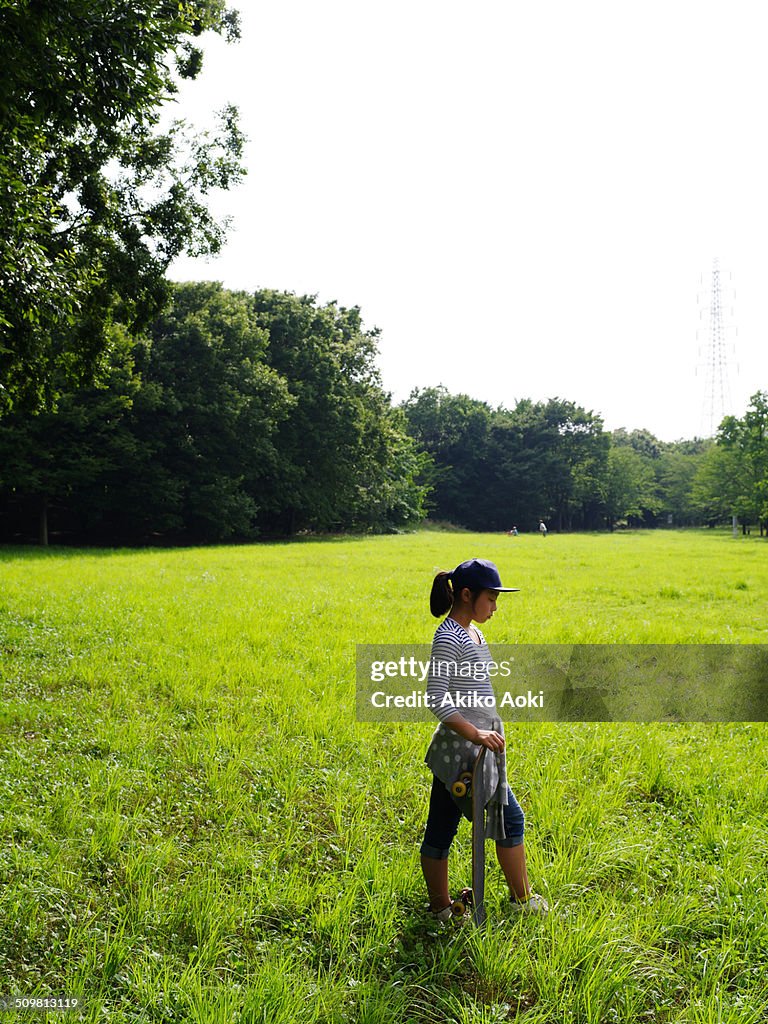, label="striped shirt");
[426,617,502,727]
[424,617,509,838]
